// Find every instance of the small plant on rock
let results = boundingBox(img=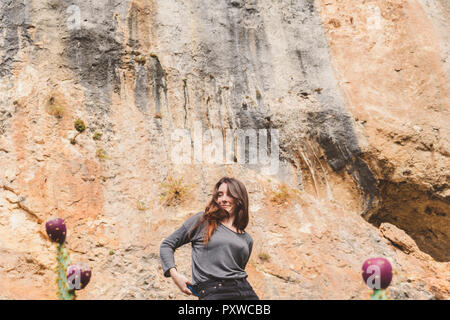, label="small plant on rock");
[96,147,109,161]
[135,55,146,64]
[258,252,271,262]
[74,119,86,133]
[269,183,293,206]
[159,176,192,207]
[136,200,149,211]
[45,96,65,119]
[92,131,102,141]
[47,104,65,119]
[70,119,86,145]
